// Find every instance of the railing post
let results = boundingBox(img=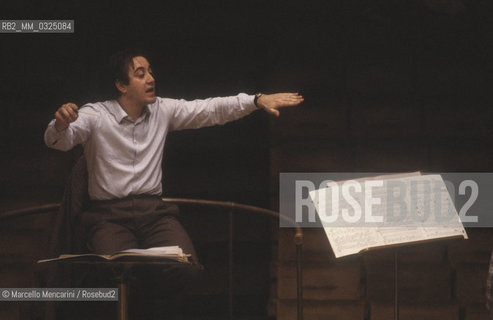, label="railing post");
[228,207,233,320]
[295,231,304,320]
